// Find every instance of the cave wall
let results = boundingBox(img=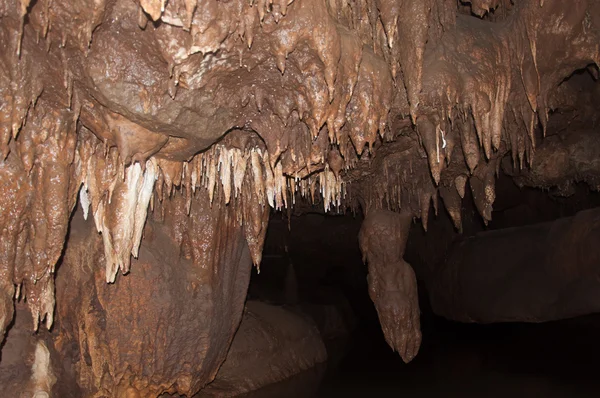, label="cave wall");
[196,301,327,397]
[0,0,599,391]
[52,188,257,397]
[429,207,600,323]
